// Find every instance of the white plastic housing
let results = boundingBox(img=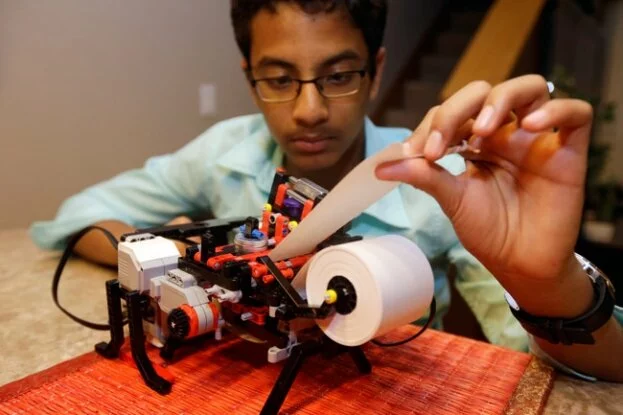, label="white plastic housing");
[159,268,210,314]
[117,236,180,292]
